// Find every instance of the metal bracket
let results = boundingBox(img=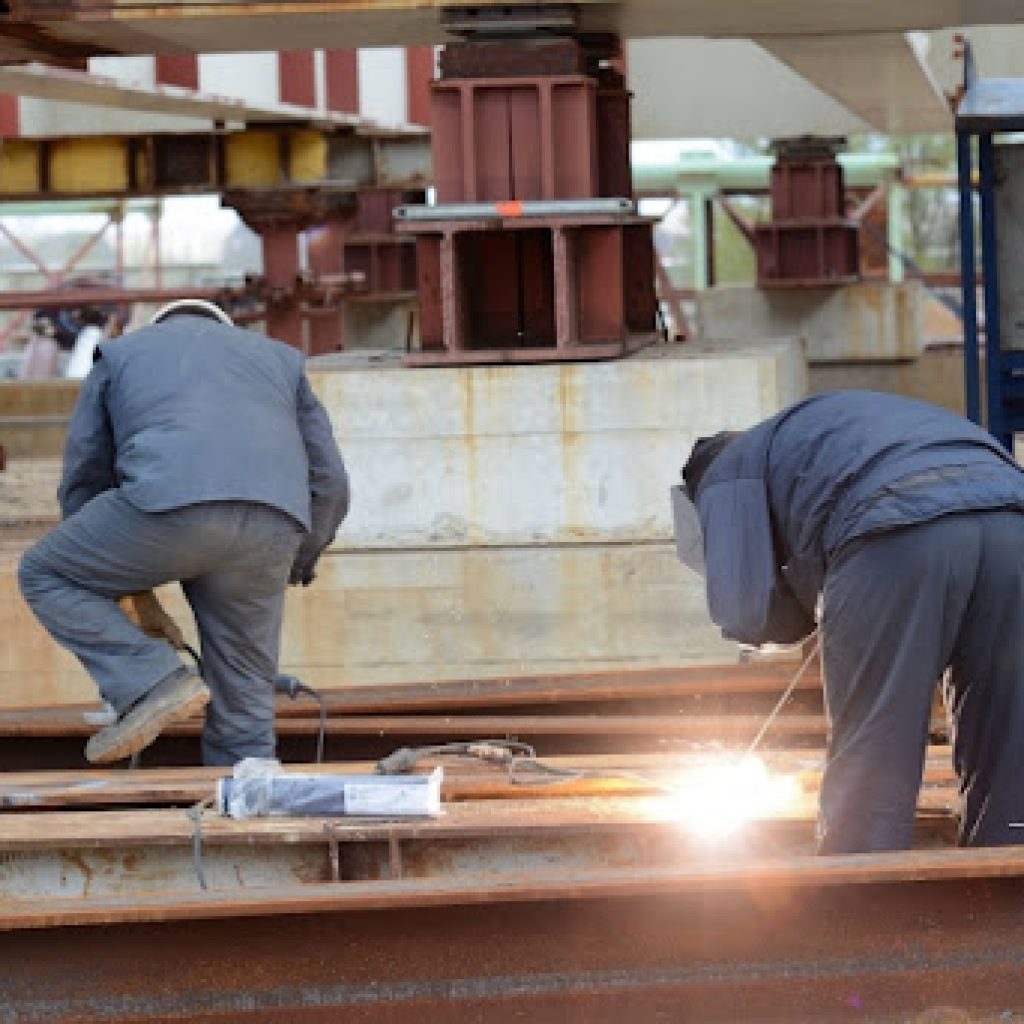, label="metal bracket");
[388,833,404,880]
[324,823,341,883]
[440,4,578,36]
